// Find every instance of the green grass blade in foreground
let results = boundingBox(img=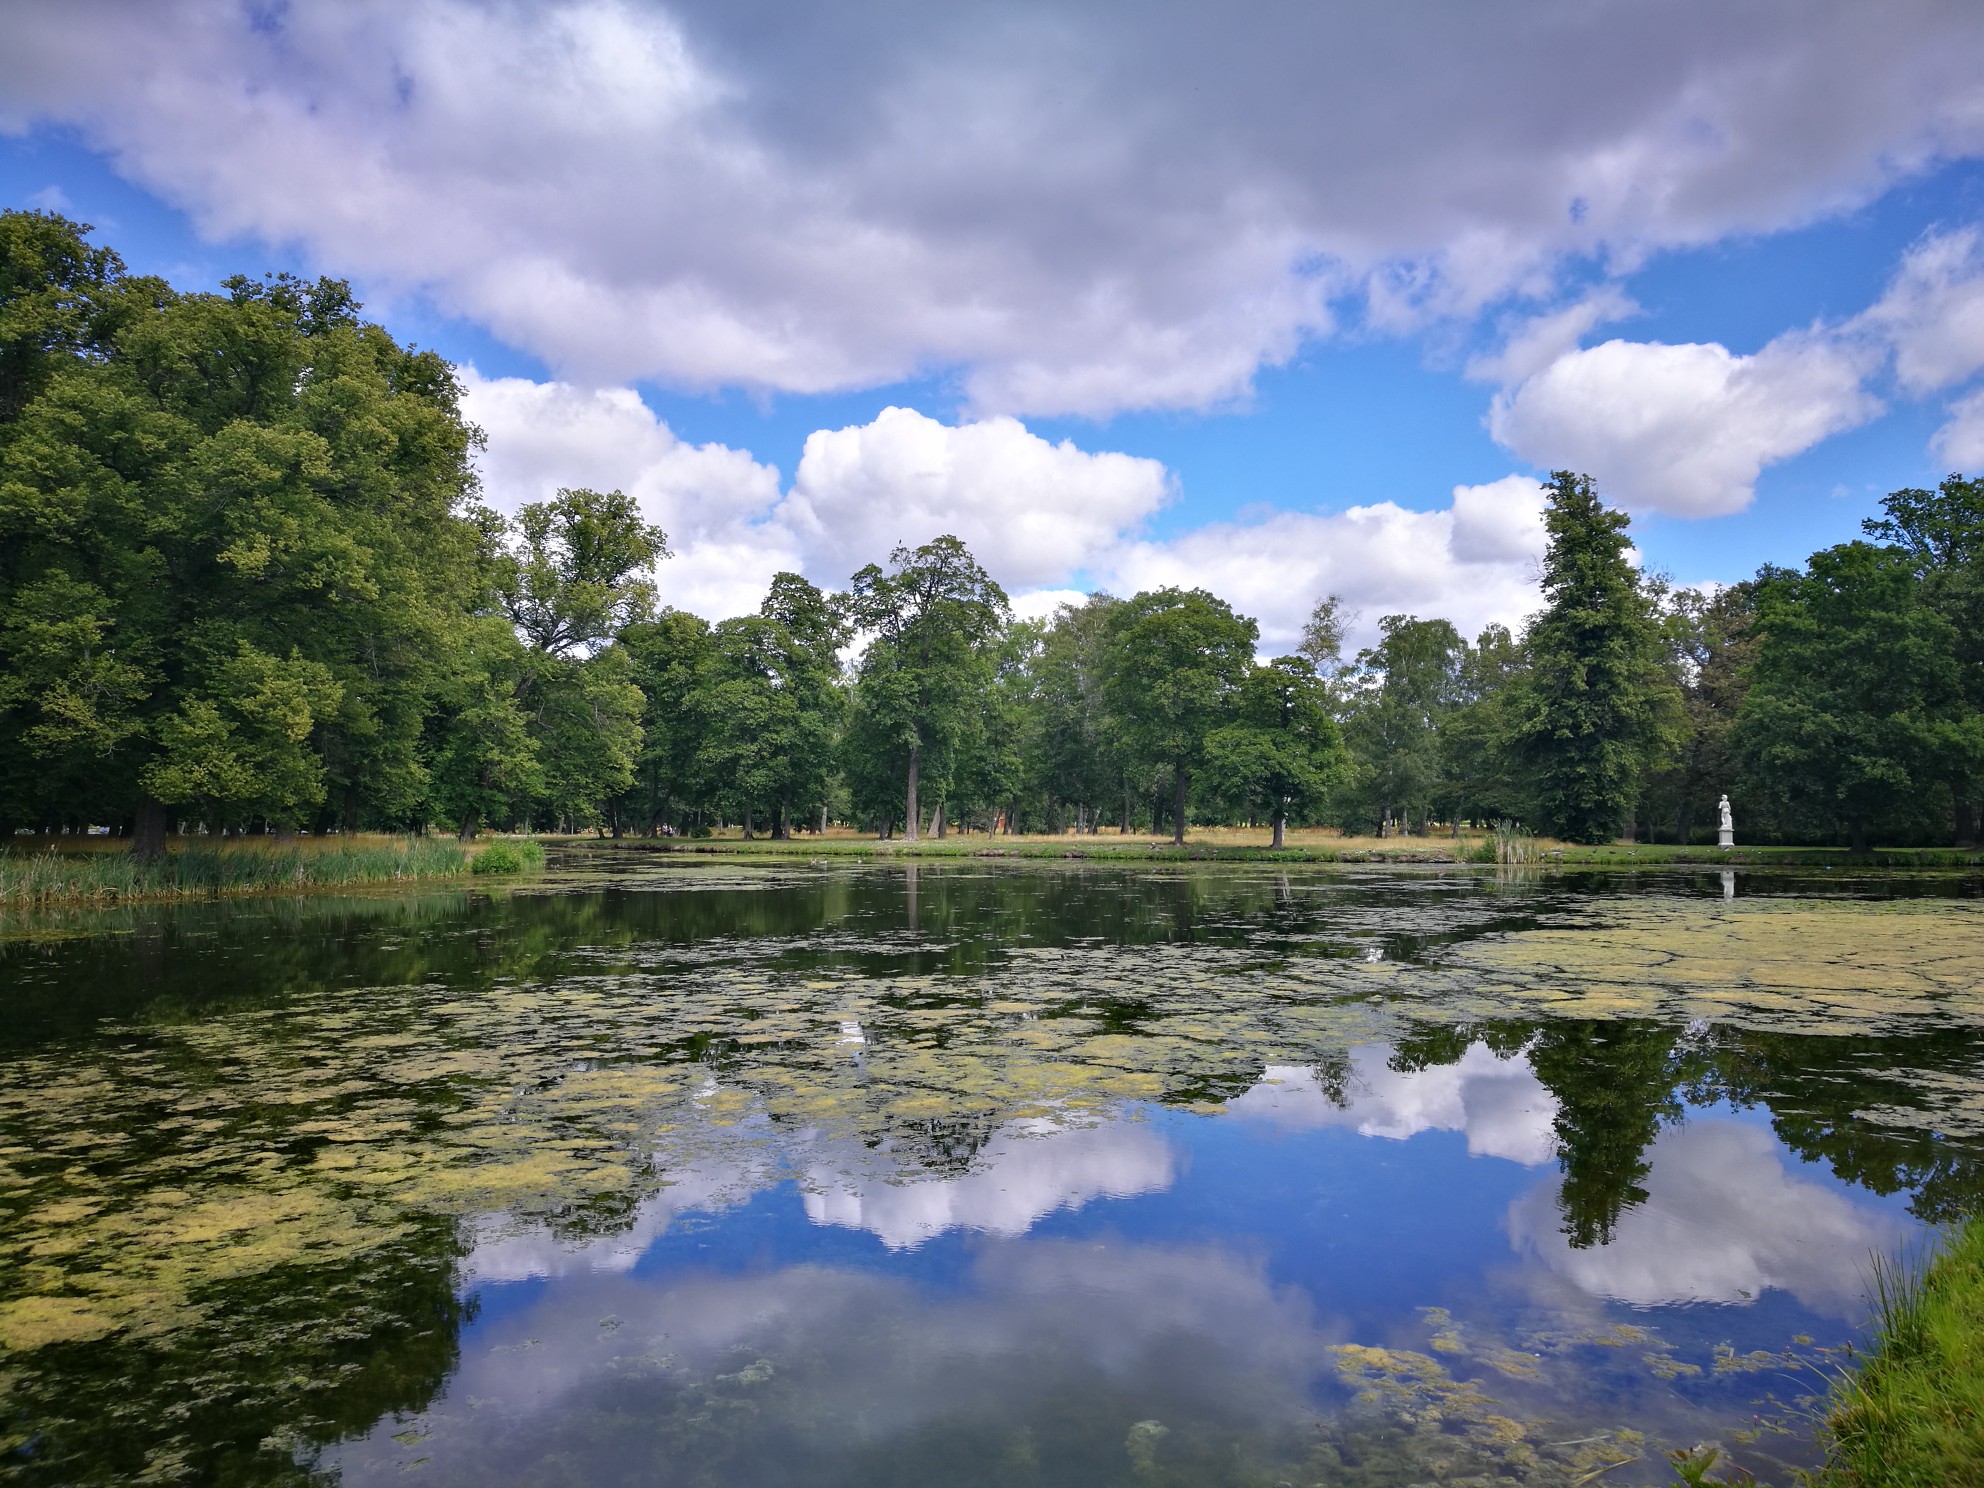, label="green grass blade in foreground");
[1816,1216,1984,1488]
